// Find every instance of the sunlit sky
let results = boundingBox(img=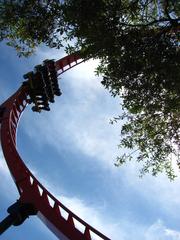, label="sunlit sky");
[0,42,180,240]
